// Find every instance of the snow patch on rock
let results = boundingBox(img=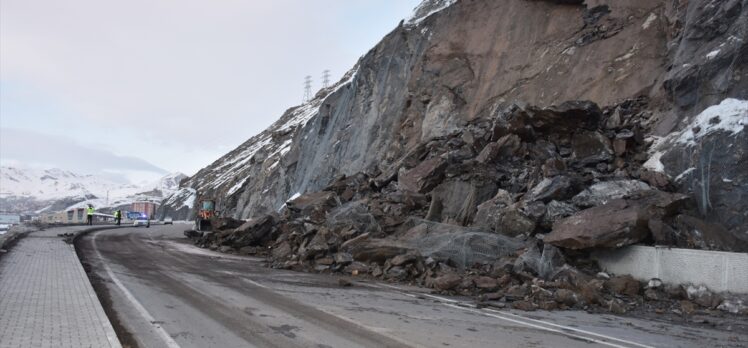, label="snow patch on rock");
[674,98,748,145]
[406,0,458,26]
